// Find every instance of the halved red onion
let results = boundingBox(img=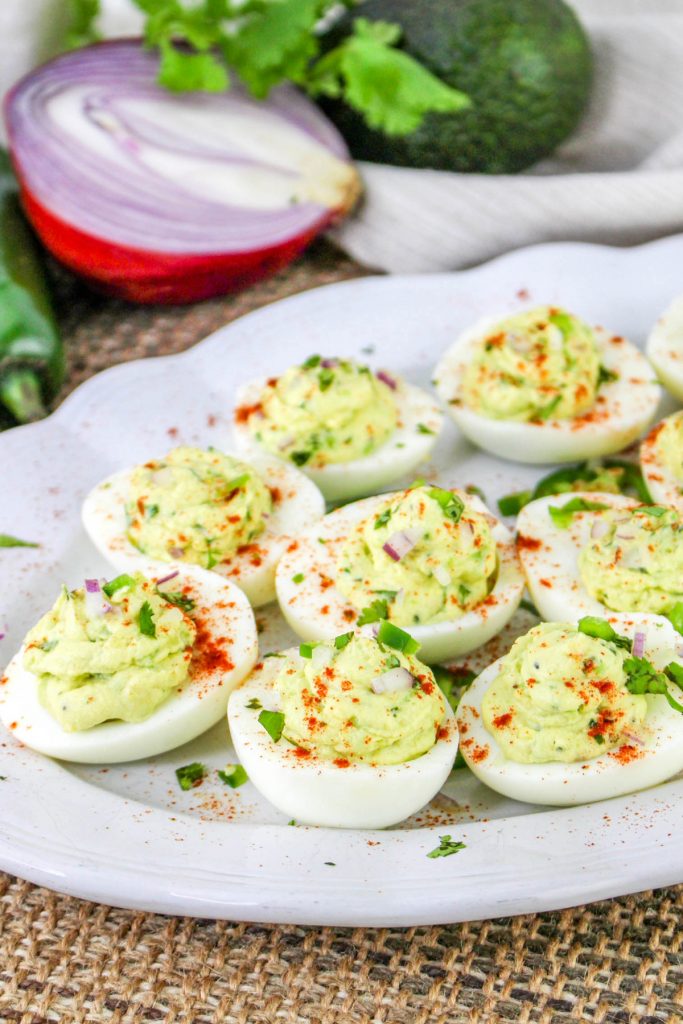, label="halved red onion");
[6,41,361,304]
[371,667,414,694]
[632,631,646,659]
[383,529,421,562]
[84,578,113,616]
[156,570,180,586]
[376,370,398,391]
